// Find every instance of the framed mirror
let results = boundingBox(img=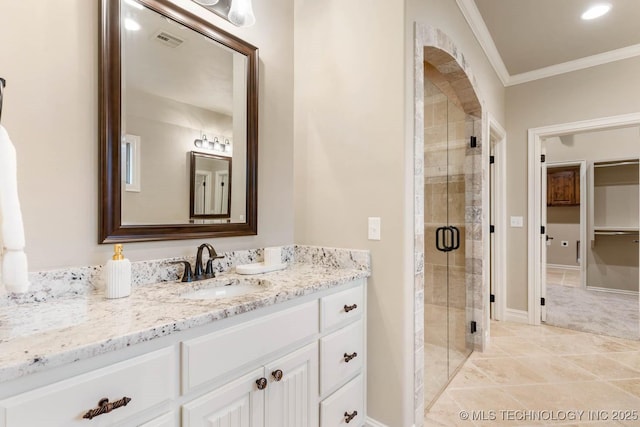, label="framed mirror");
[100,0,258,242]
[190,152,232,220]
